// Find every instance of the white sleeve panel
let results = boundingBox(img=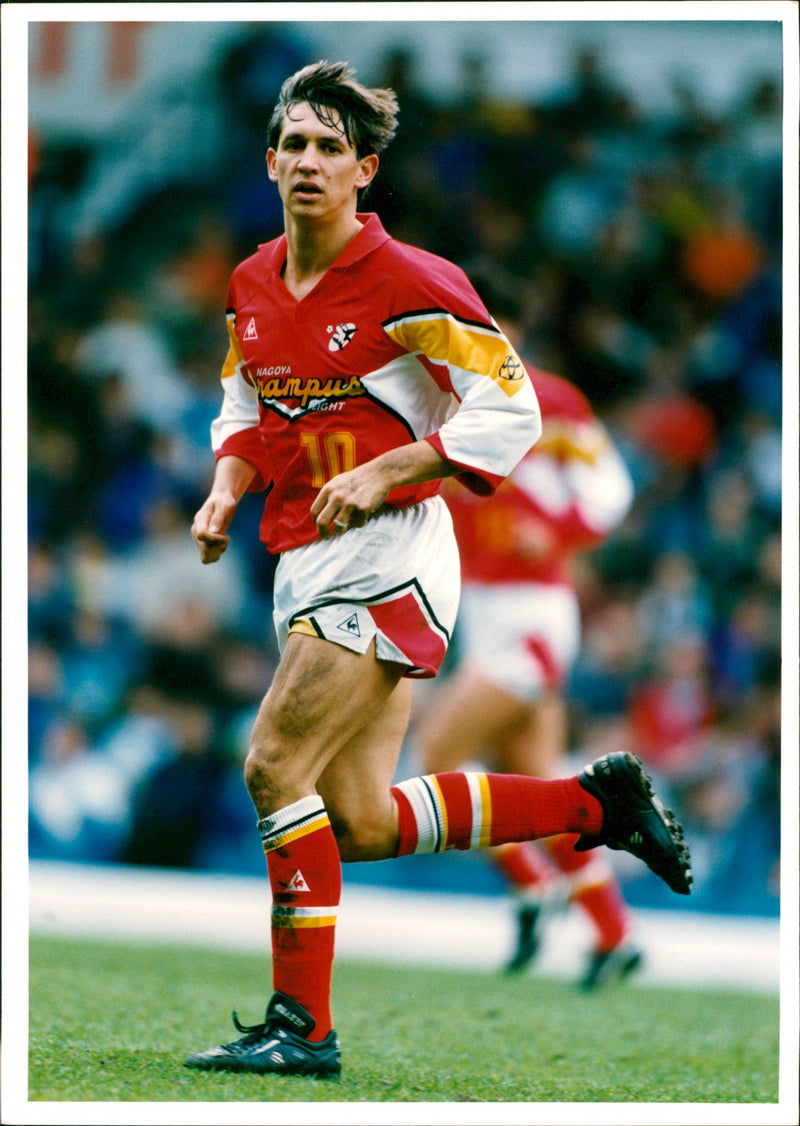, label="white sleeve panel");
[383,310,541,480]
[437,363,542,479]
[360,353,457,439]
[210,370,260,453]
